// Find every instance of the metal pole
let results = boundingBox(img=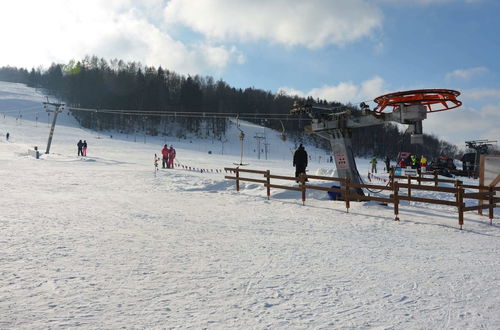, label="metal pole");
[45,102,63,154]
